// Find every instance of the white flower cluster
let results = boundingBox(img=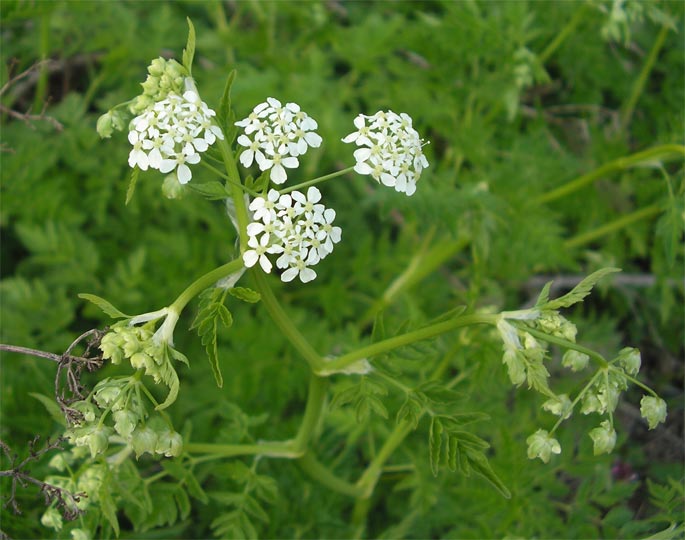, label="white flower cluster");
[342,110,429,196]
[243,187,341,283]
[235,97,322,184]
[128,89,224,184]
